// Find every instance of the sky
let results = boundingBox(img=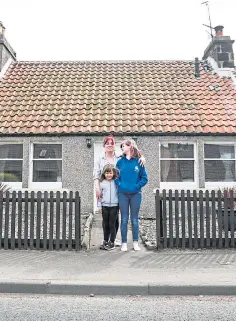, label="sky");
[0,0,236,61]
